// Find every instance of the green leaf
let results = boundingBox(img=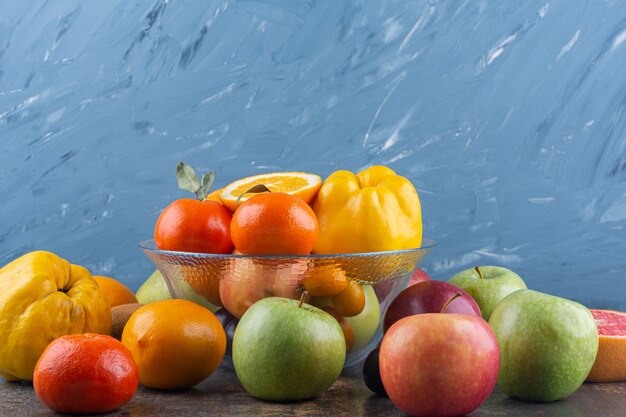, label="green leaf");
[176,161,201,195]
[198,171,215,201]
